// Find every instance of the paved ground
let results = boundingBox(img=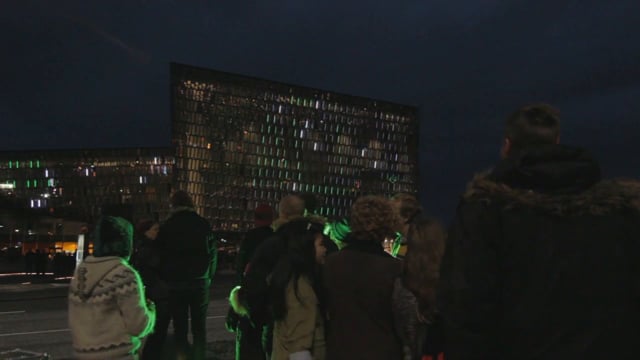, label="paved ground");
[0,266,238,360]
